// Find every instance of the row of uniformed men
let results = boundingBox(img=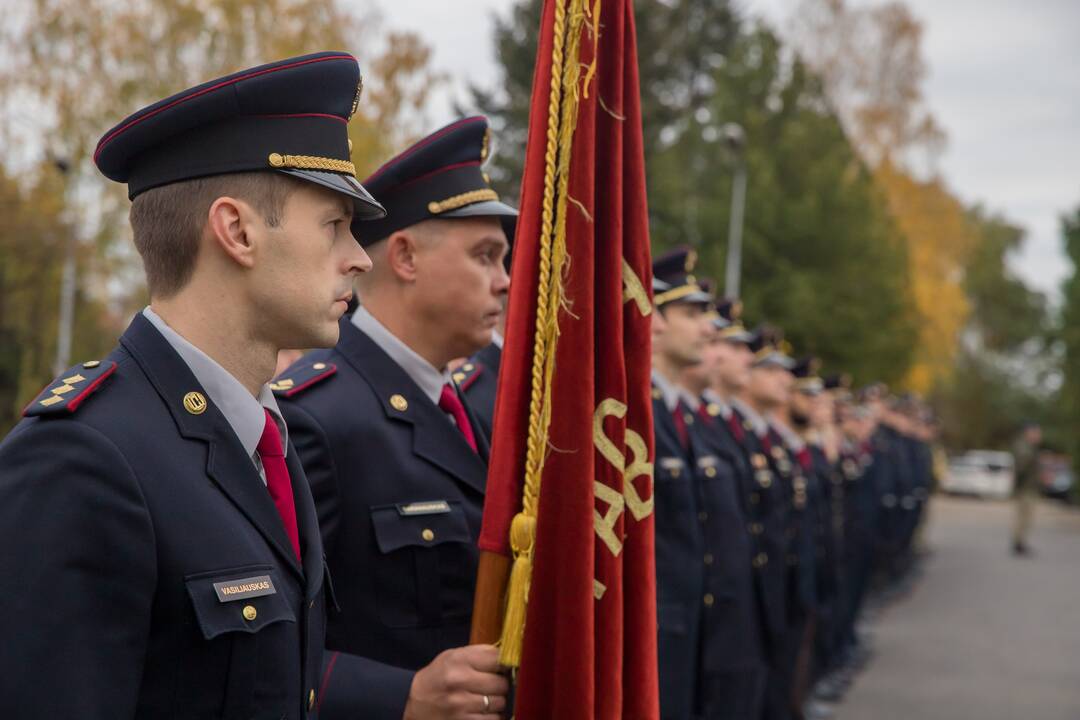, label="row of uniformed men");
[0,51,934,720]
[645,247,936,720]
